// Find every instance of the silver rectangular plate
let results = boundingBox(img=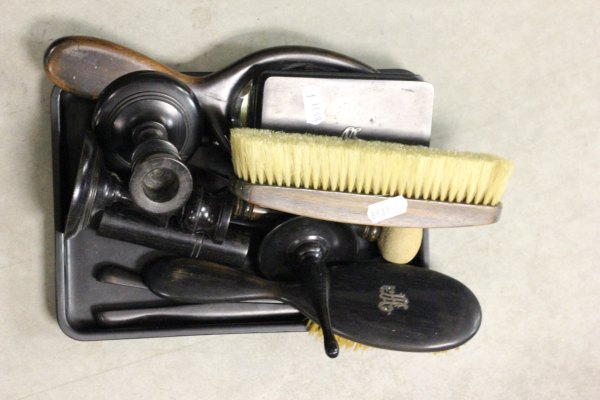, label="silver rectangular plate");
[258,75,434,144]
